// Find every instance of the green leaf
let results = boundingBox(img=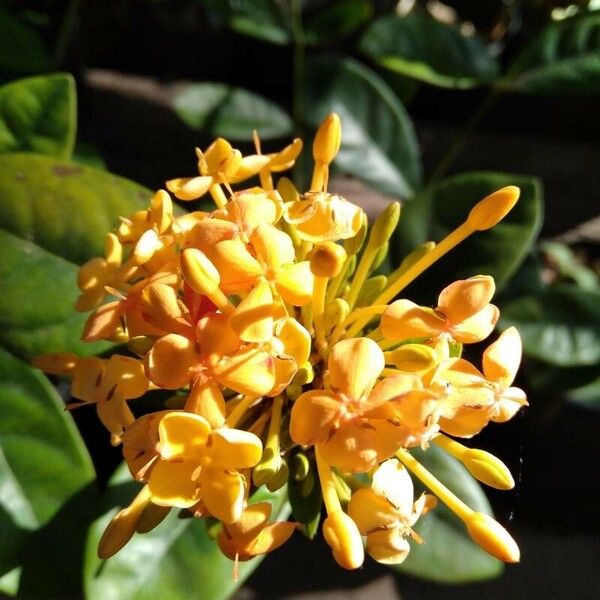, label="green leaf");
[507,13,600,94]
[359,14,499,89]
[303,0,373,46]
[0,10,50,75]
[0,73,76,159]
[500,285,600,367]
[173,83,292,141]
[539,241,599,291]
[393,172,543,301]
[0,153,151,358]
[566,375,600,410]
[395,445,502,583]
[84,465,290,600]
[302,55,422,199]
[201,0,291,45]
[0,347,94,577]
